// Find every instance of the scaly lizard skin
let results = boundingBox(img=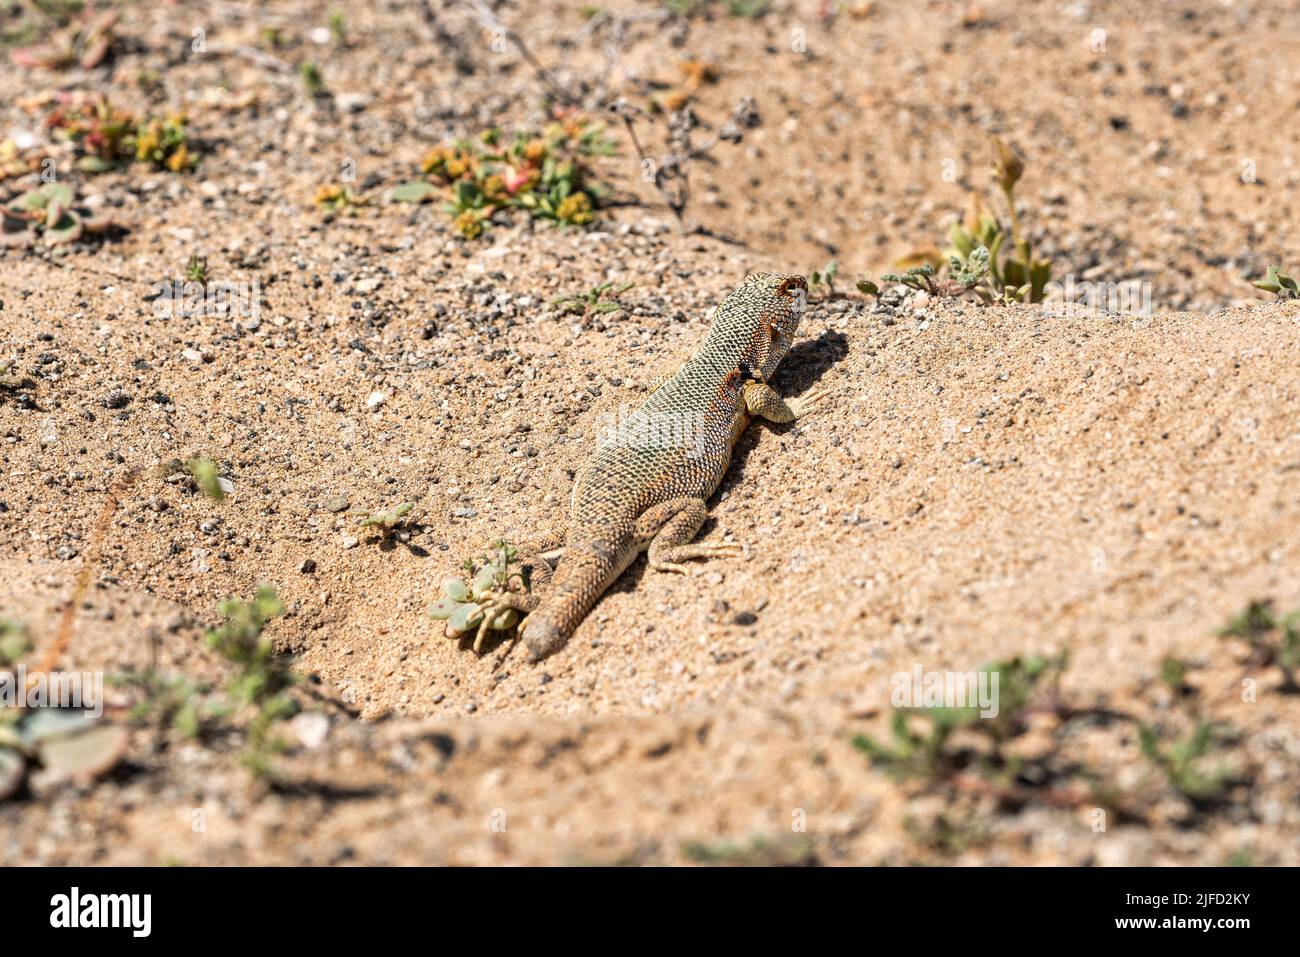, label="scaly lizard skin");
[481,273,831,661]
